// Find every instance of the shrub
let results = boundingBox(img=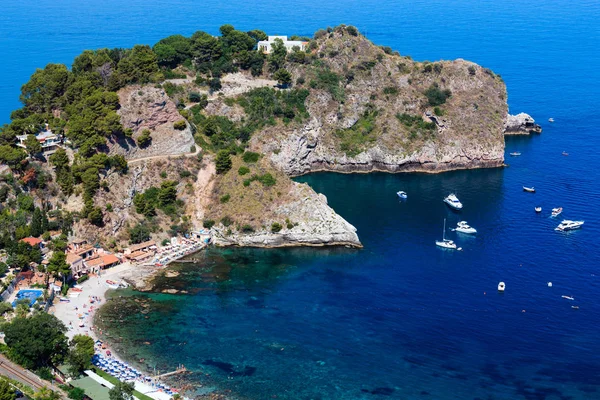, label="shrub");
[188,92,202,102]
[383,86,398,95]
[468,65,476,76]
[434,107,445,116]
[346,26,359,36]
[221,216,233,227]
[215,150,232,174]
[203,219,215,229]
[209,78,222,92]
[105,203,113,212]
[76,275,89,284]
[137,129,152,148]
[271,222,282,233]
[424,83,452,106]
[179,170,192,178]
[173,120,186,130]
[296,76,305,85]
[286,218,294,229]
[220,194,230,203]
[242,151,261,163]
[160,171,167,179]
[238,166,250,175]
[381,46,393,55]
[241,224,254,233]
[257,173,276,187]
